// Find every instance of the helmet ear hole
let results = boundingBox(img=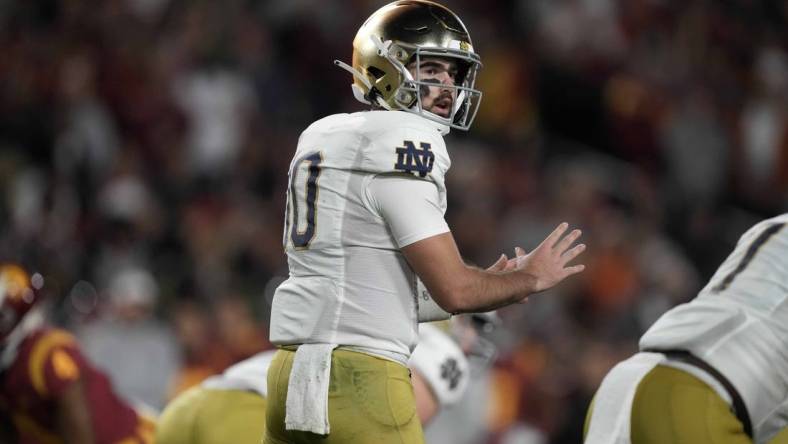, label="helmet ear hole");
[396,91,414,106]
[367,66,386,79]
